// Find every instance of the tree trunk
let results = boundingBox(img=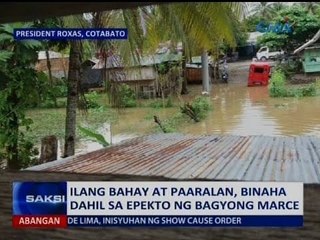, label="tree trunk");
[7,91,20,170]
[201,50,210,93]
[45,48,53,86]
[181,42,188,95]
[64,41,81,158]
[45,48,58,107]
